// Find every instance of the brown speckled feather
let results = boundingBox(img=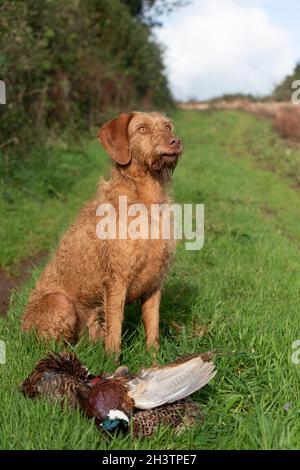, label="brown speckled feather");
[132,399,204,438]
[21,352,94,407]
